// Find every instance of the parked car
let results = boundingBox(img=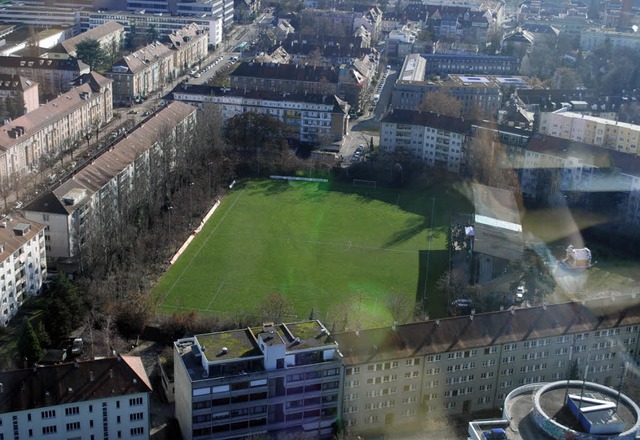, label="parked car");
[483,428,507,440]
[71,338,84,355]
